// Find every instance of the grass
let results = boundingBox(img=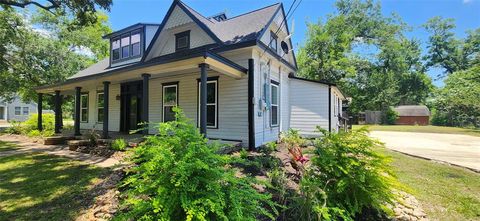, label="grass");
[381,148,480,220]
[0,152,108,220]
[0,140,18,152]
[353,125,480,137]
